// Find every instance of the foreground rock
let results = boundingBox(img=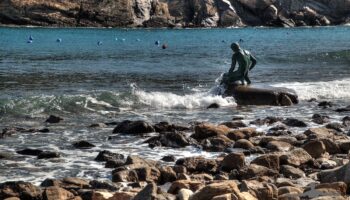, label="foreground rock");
[113,120,155,135]
[224,85,298,106]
